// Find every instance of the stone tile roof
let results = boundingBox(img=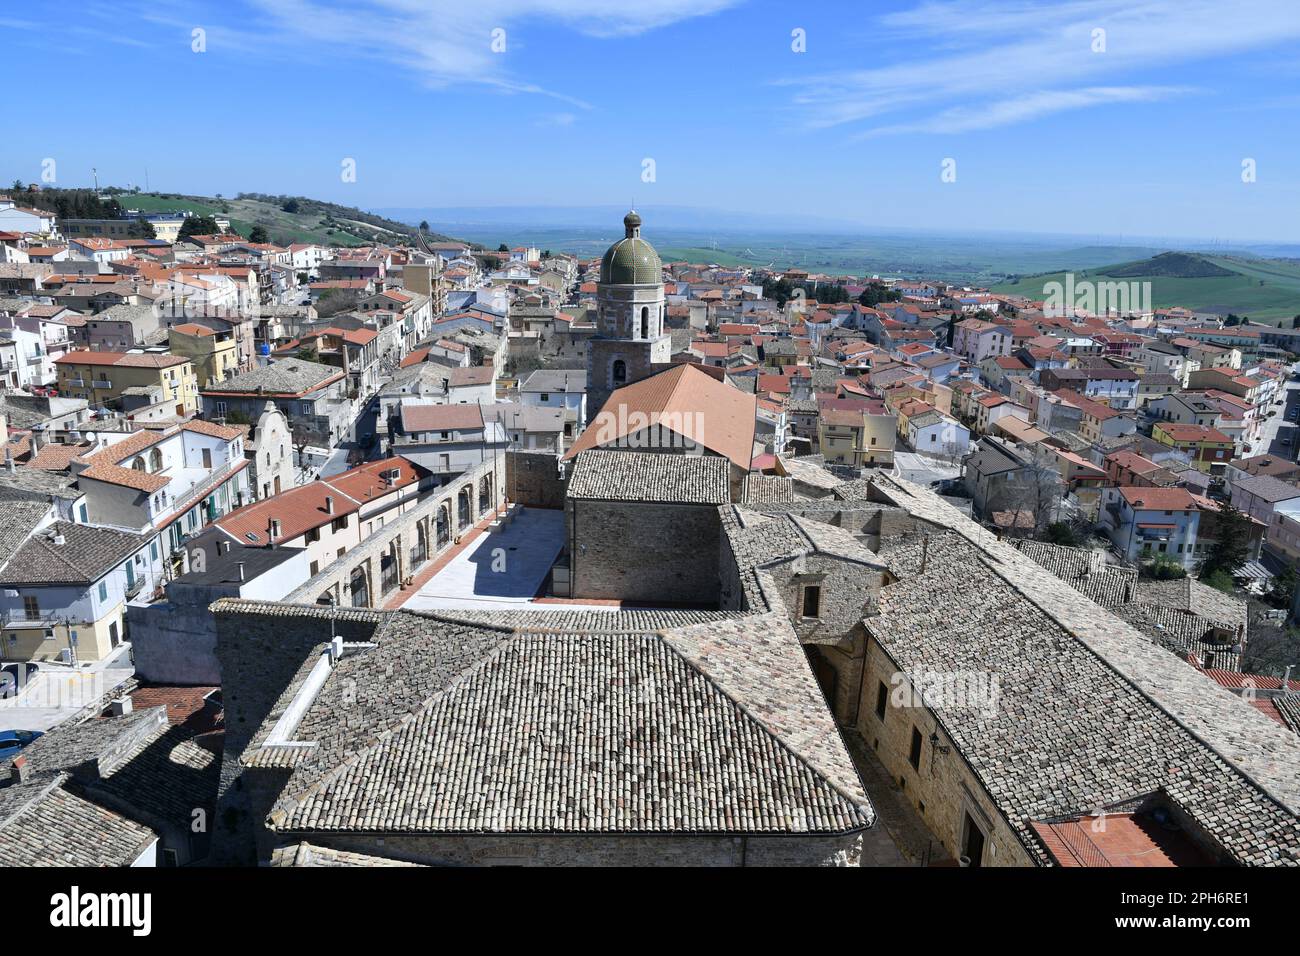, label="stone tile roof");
[0,521,146,586]
[201,358,343,396]
[234,607,872,836]
[427,608,736,632]
[271,842,426,866]
[742,473,795,504]
[1011,540,1137,608]
[0,499,53,576]
[1134,578,1248,631]
[866,474,1300,866]
[0,777,157,866]
[567,450,730,505]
